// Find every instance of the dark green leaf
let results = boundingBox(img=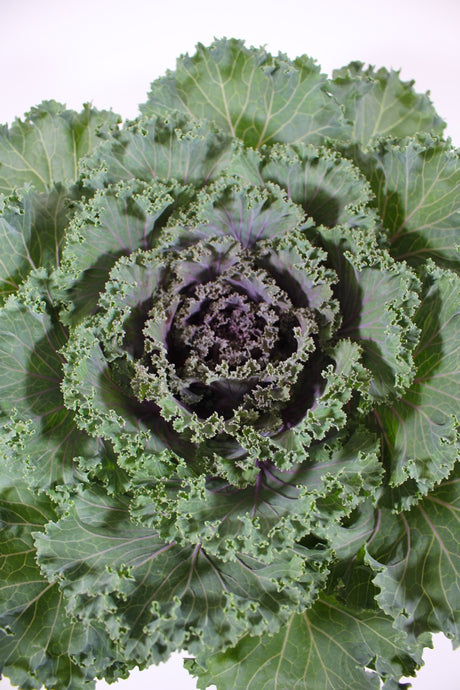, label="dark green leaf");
[0,186,71,303]
[374,264,459,499]
[0,298,96,490]
[0,457,120,689]
[366,467,460,642]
